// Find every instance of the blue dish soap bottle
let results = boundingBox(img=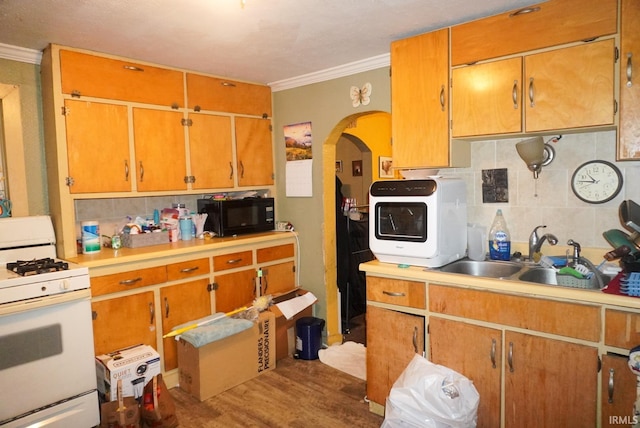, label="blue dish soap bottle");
[489,209,511,261]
